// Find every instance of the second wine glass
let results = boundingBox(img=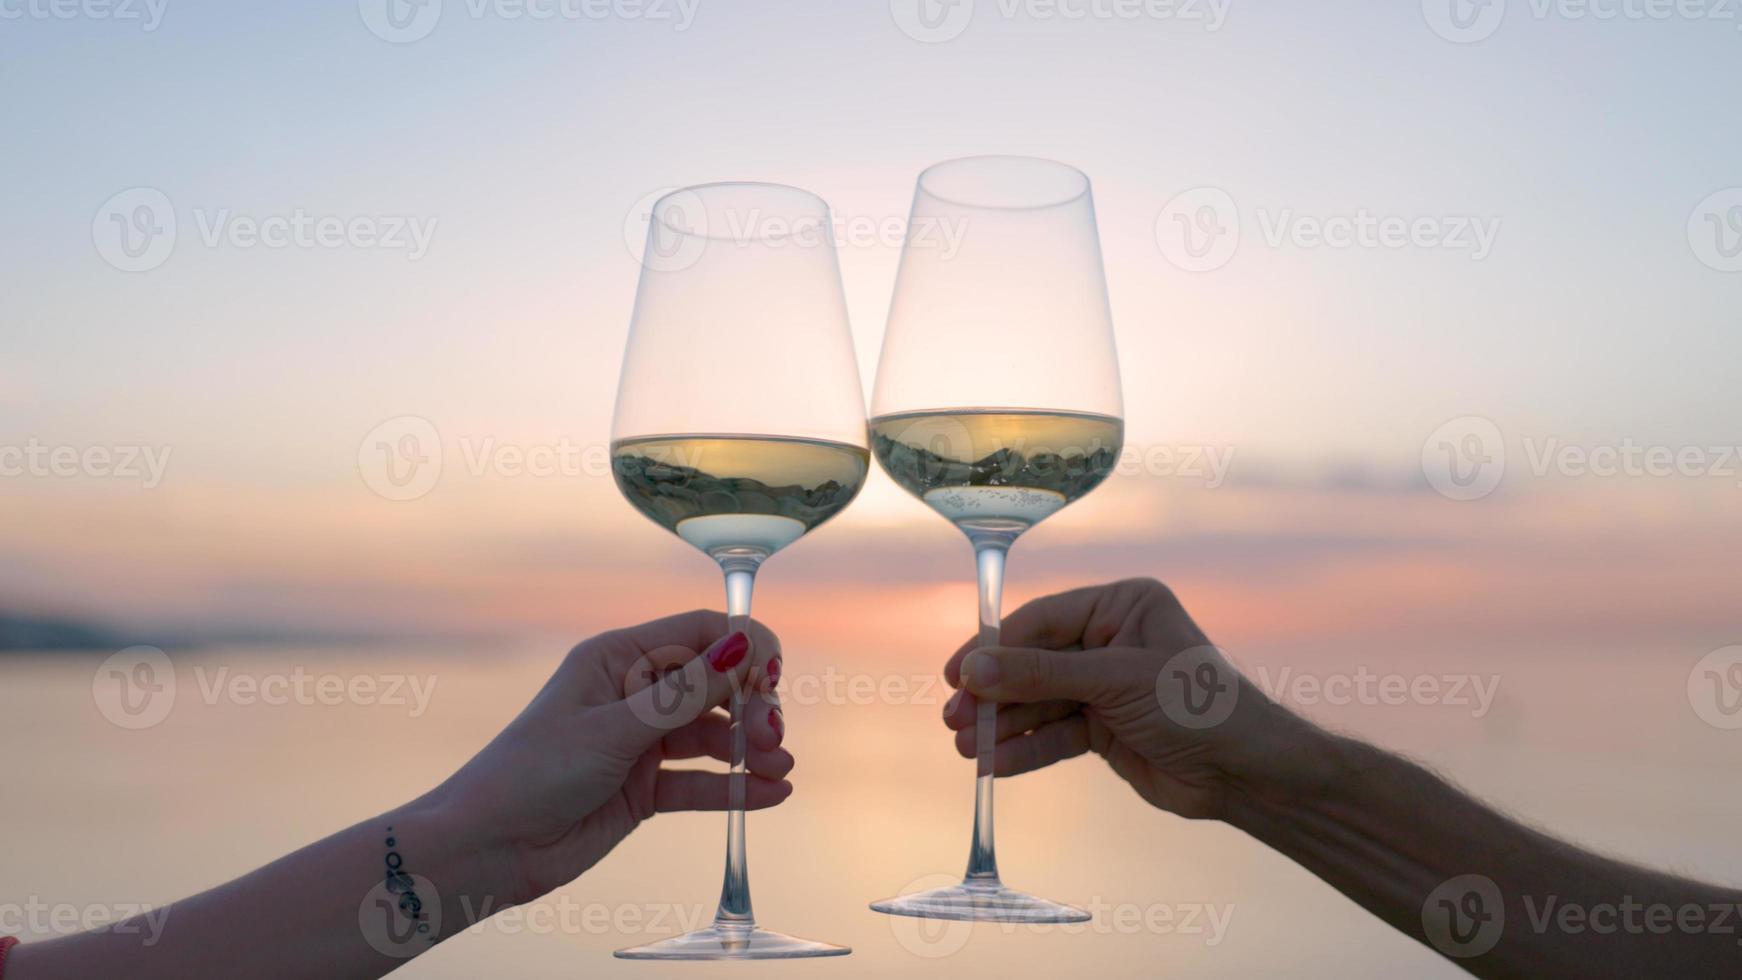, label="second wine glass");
[869,156,1124,923]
